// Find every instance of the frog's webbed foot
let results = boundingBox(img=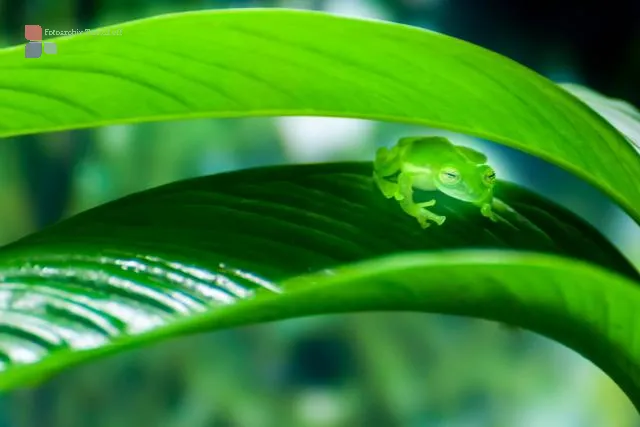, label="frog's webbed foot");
[415,209,446,229]
[480,203,498,222]
[420,208,446,228]
[395,173,447,228]
[377,171,446,229]
[399,197,446,228]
